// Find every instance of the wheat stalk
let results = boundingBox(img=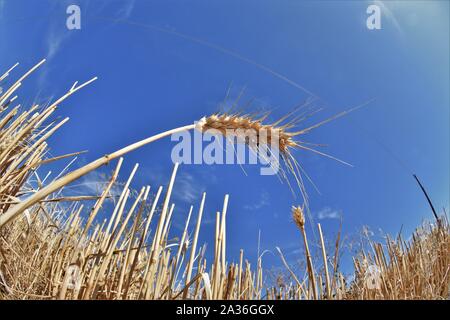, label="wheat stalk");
[292,205,318,299]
